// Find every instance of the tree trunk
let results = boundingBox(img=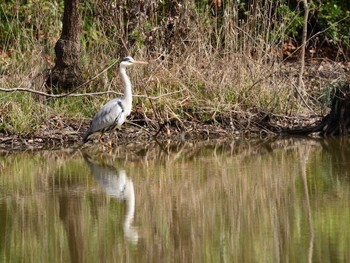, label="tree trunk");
[46,0,82,93]
[283,82,350,136]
